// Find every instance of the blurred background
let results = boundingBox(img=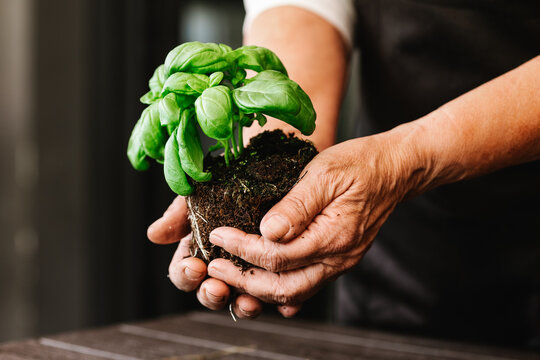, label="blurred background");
[0,0,359,342]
